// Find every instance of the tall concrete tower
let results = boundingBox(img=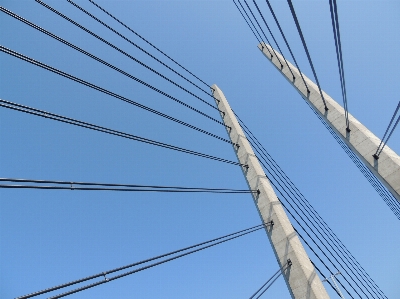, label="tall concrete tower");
[258,43,400,202]
[212,85,330,299]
